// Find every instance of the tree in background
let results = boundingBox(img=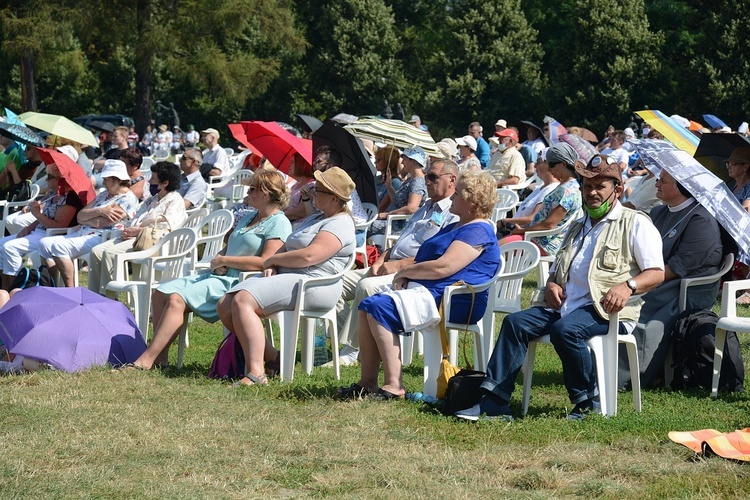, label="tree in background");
[423,0,546,138]
[551,0,663,131]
